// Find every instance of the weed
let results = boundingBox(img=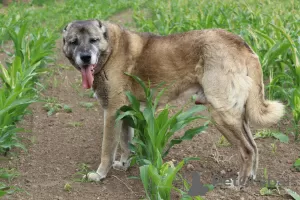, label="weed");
[43,100,72,116]
[217,135,231,147]
[270,142,277,154]
[63,105,72,113]
[72,163,92,182]
[79,102,94,110]
[67,122,82,128]
[293,158,300,172]
[254,129,289,143]
[259,168,279,196]
[64,182,72,192]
